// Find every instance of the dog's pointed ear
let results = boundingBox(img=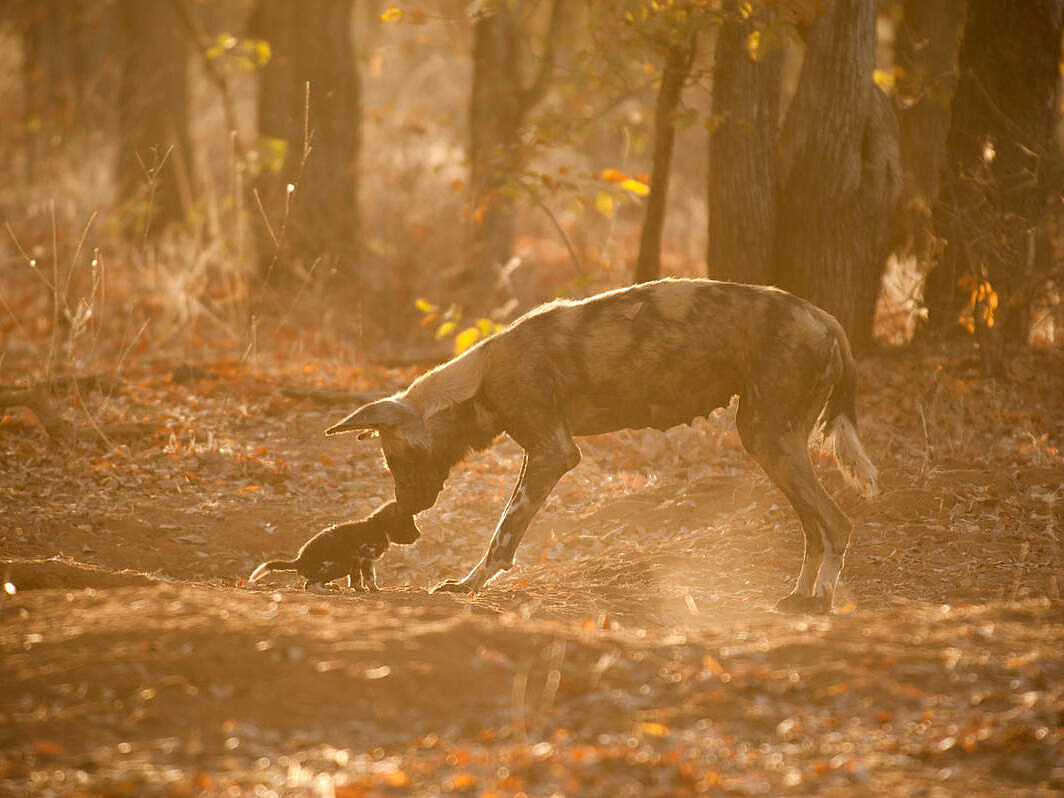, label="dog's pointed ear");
[324,397,423,439]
